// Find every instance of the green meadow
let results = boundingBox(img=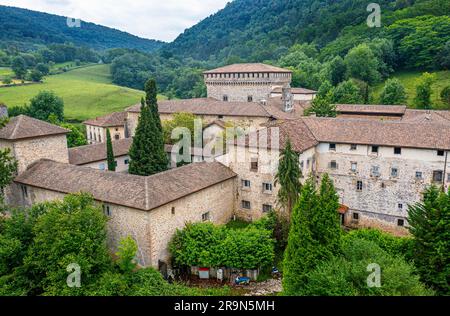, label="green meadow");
[0,64,165,122]
[372,70,450,109]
